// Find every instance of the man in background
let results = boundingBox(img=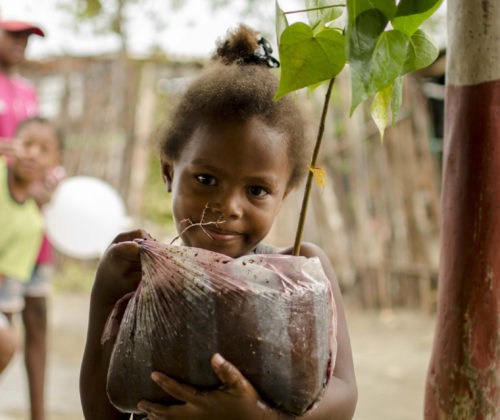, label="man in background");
[0,18,44,140]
